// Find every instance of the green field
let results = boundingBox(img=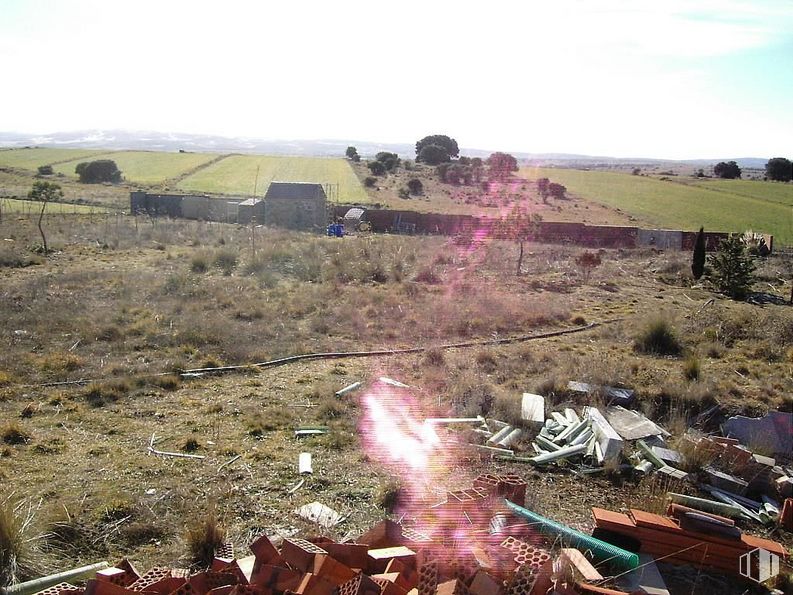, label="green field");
[521,167,793,245]
[54,151,219,185]
[0,198,112,214]
[177,155,369,203]
[0,147,109,169]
